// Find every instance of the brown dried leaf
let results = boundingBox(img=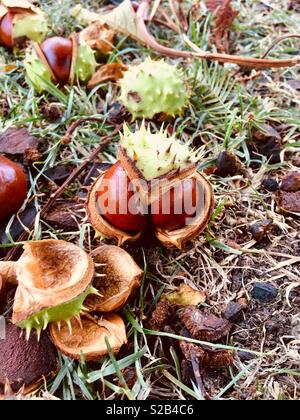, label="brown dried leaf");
[87,63,128,90]
[206,0,238,53]
[163,283,206,307]
[0,128,38,155]
[44,201,80,231]
[72,0,145,44]
[80,22,115,54]
[180,306,231,342]
[205,0,226,11]
[0,64,17,74]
